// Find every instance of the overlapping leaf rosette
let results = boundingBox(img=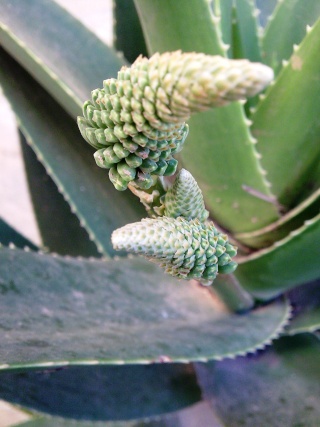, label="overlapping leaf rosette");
[78,51,273,282]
